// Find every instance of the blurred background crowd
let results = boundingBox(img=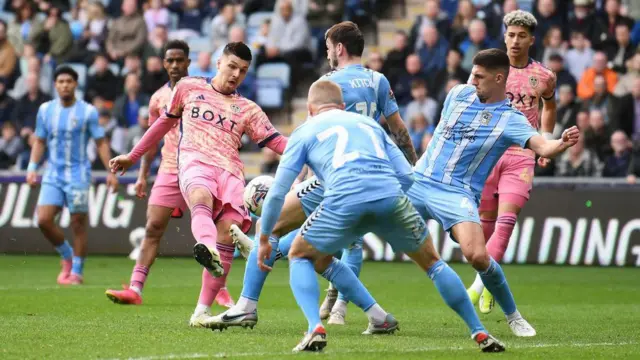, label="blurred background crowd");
[0,0,640,182]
